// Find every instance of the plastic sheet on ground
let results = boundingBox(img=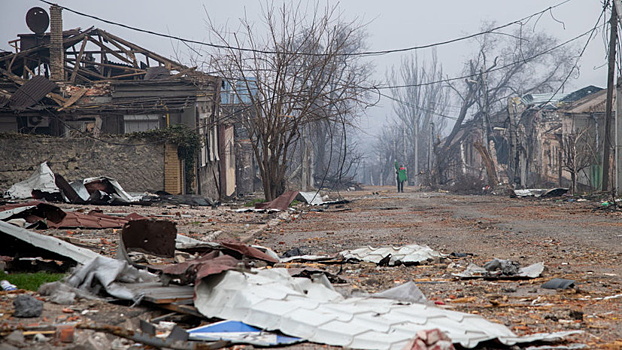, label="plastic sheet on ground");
[66,256,158,301]
[187,320,303,346]
[339,244,446,266]
[194,268,581,349]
